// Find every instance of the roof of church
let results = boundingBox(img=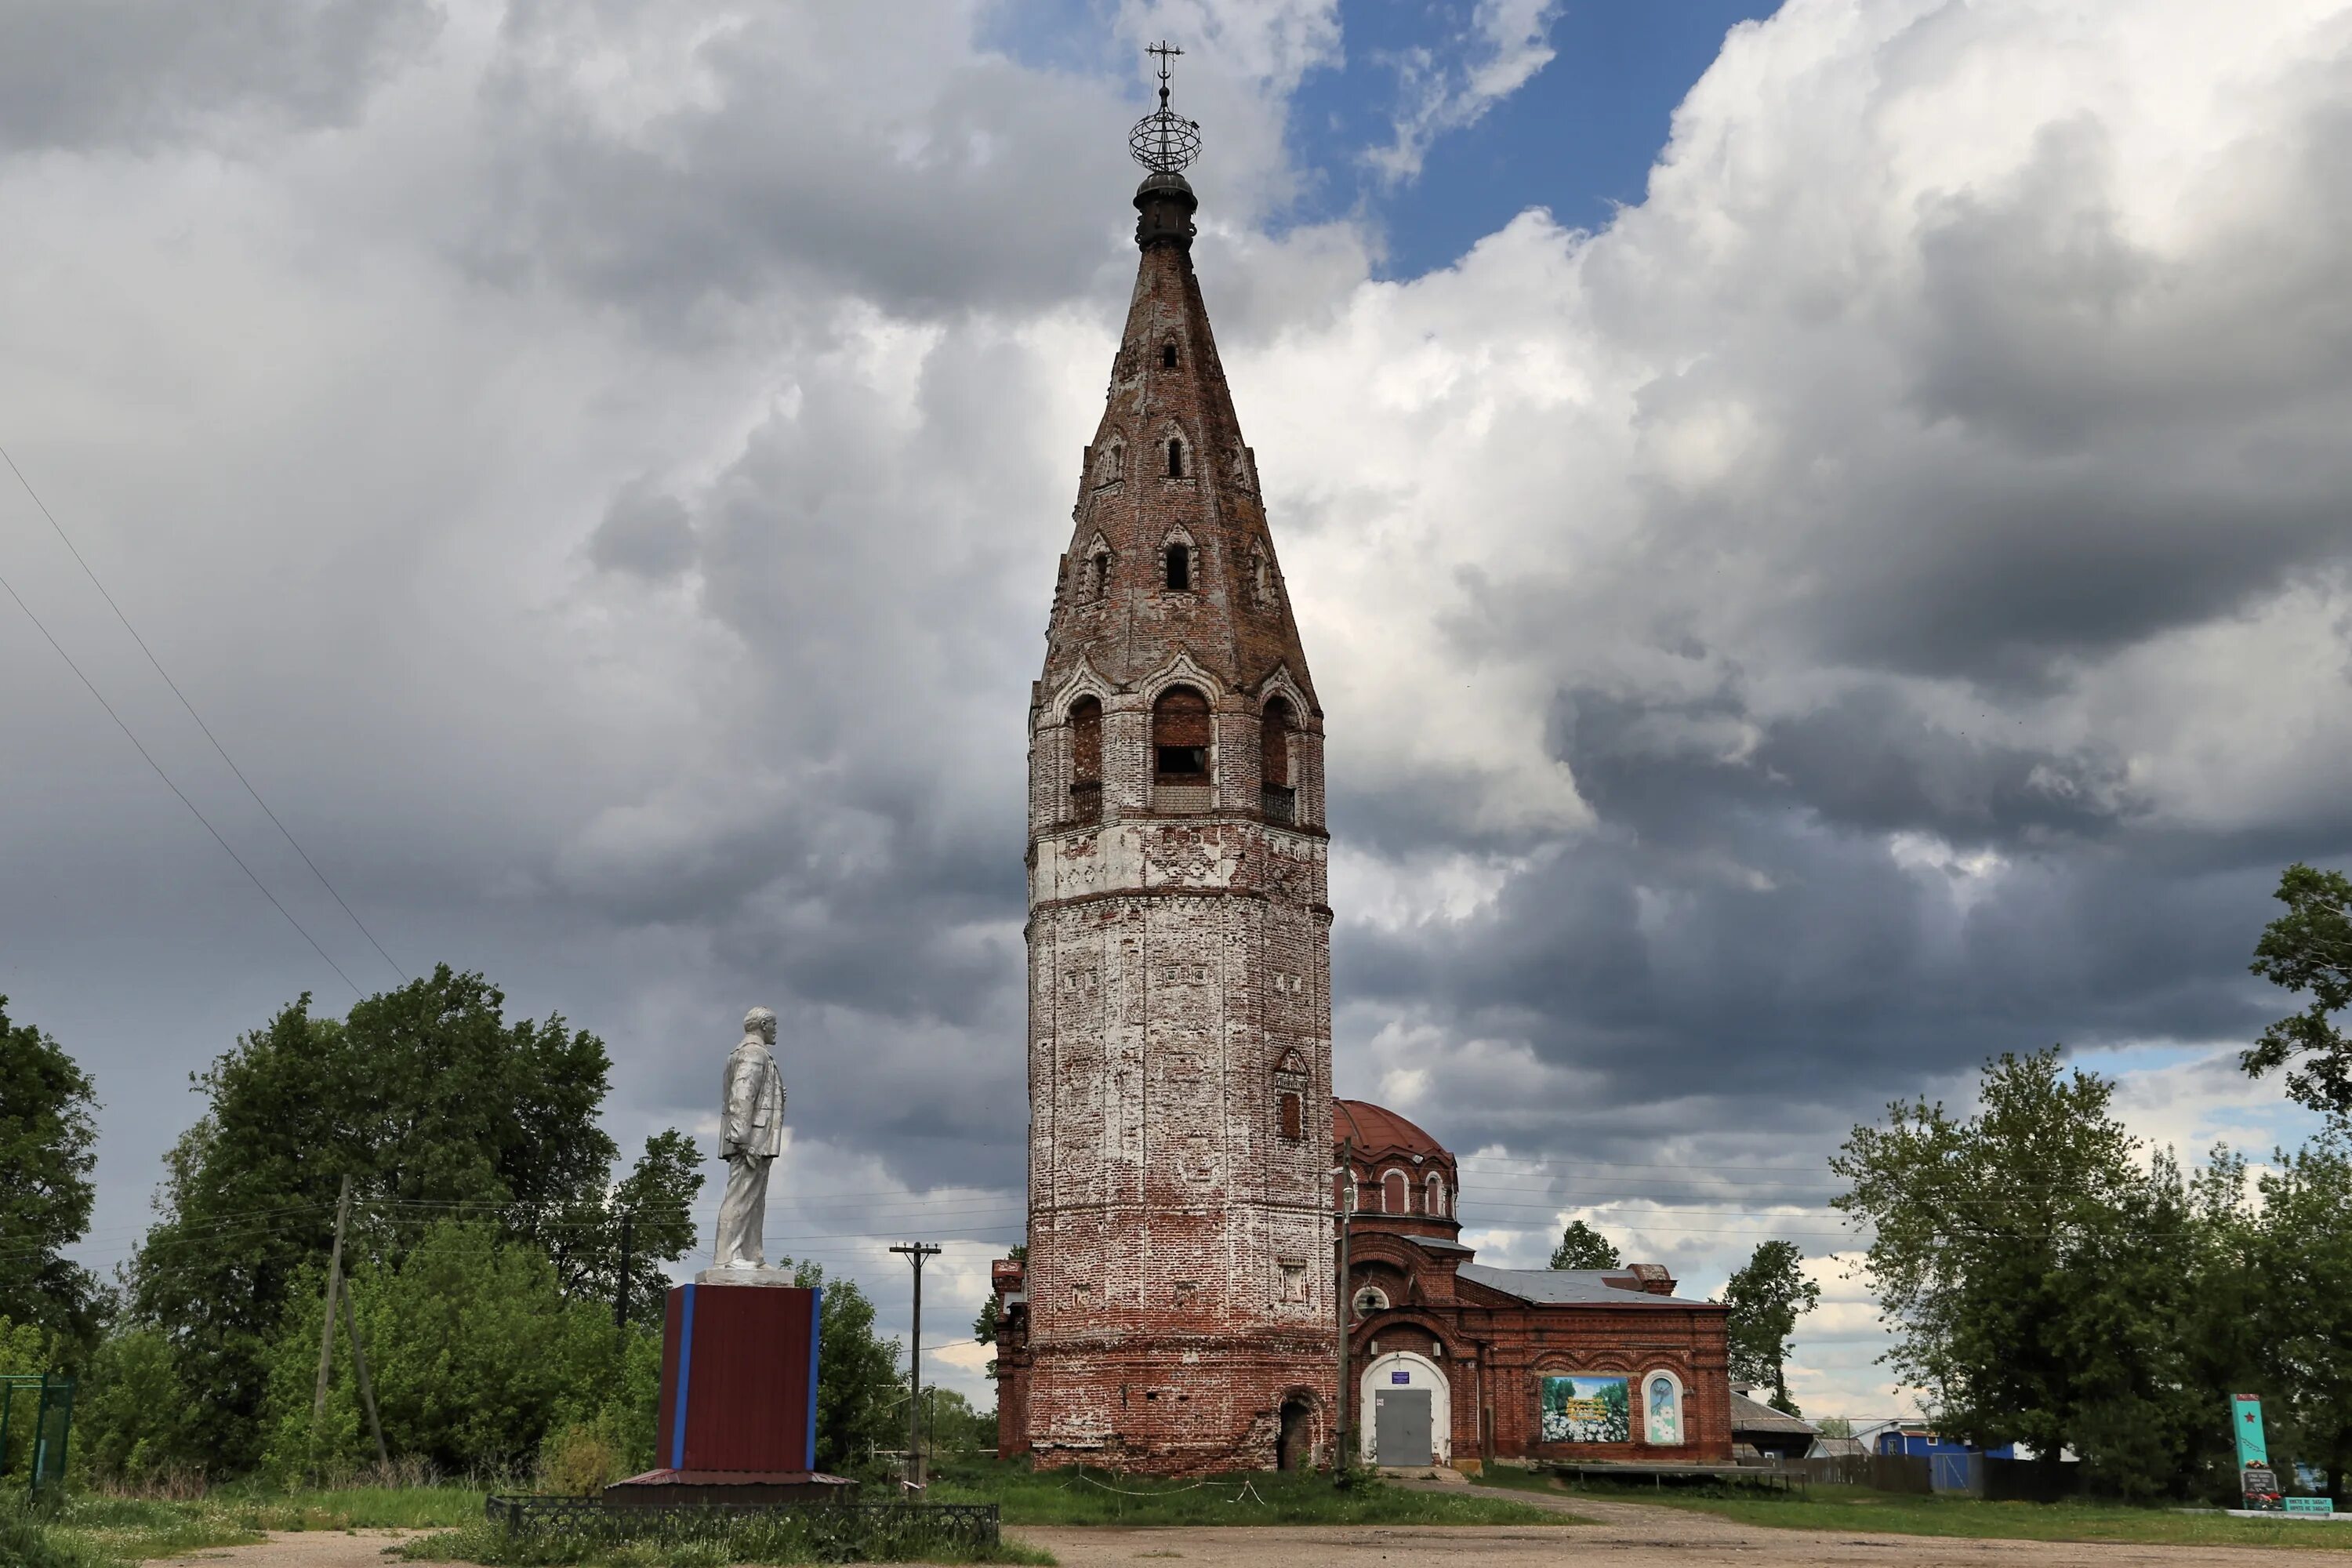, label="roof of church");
[1334,1099,1452,1163]
[1456,1263,1715,1309]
